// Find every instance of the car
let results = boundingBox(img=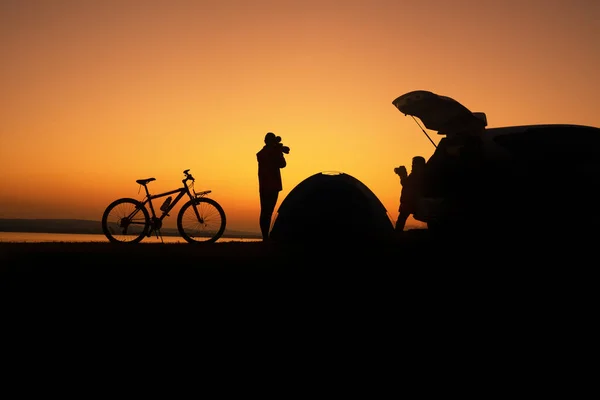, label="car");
[392,90,600,236]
